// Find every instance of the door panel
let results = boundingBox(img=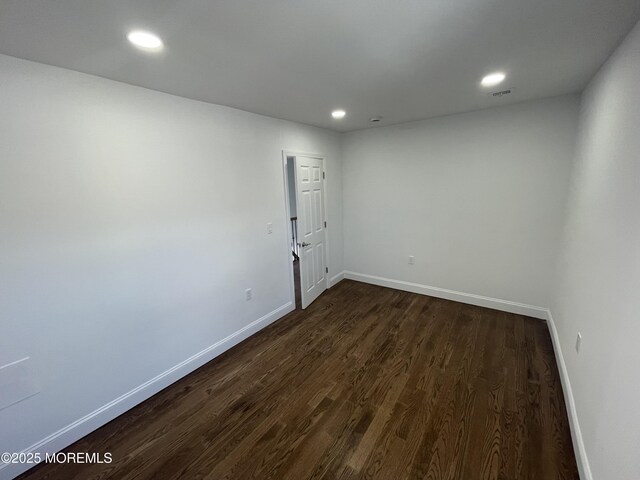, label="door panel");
[315,242,324,285]
[302,191,312,236]
[303,246,314,293]
[313,190,322,231]
[294,155,327,308]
